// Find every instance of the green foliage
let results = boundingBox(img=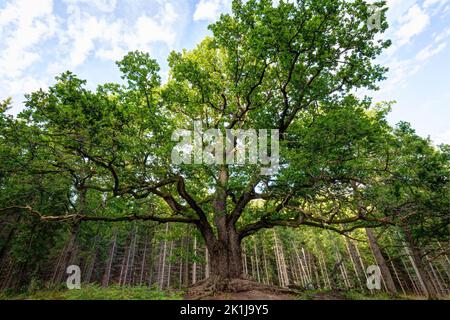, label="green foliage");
[0,285,183,300]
